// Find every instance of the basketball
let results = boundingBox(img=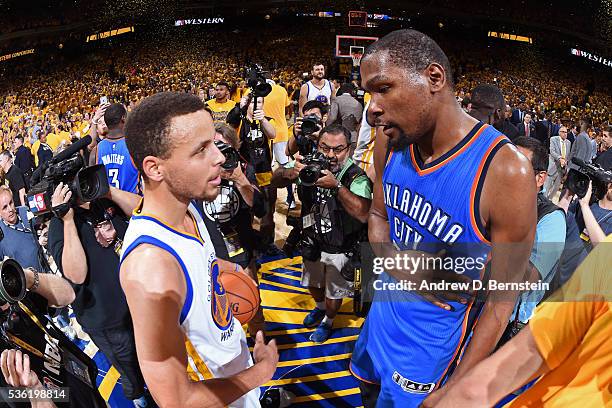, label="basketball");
[220,271,260,324]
